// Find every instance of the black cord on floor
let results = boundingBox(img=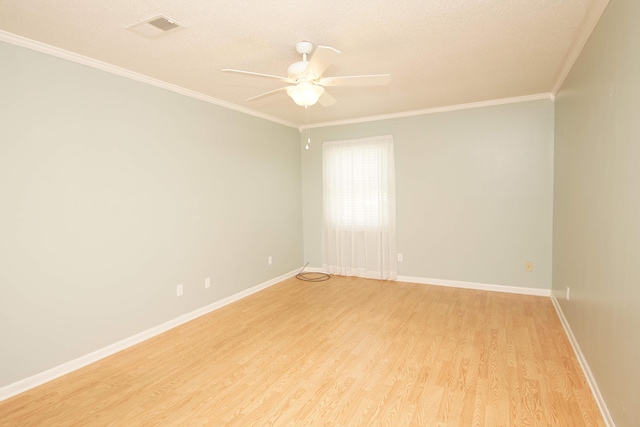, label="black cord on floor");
[296,262,331,282]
